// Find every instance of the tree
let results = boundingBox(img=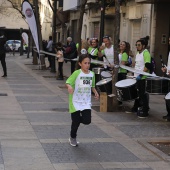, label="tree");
[112,0,121,109]
[47,0,68,43]
[77,0,88,55]
[33,0,46,70]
